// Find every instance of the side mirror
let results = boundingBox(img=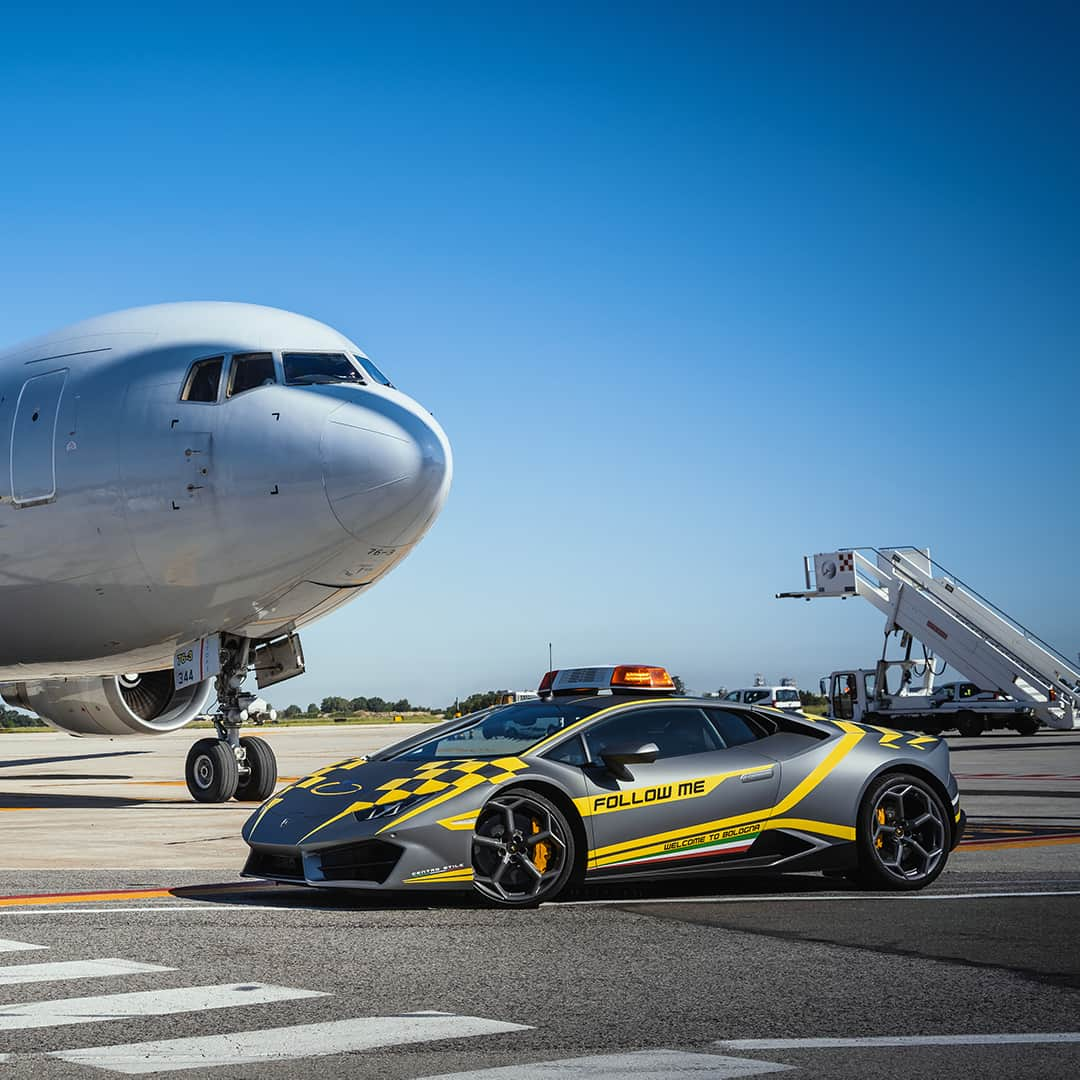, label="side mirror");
[601,742,659,781]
